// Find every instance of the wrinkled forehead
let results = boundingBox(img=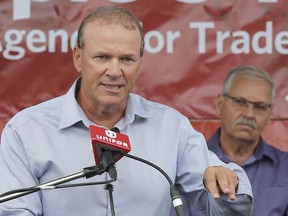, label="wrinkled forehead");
[234,73,272,88]
[231,75,273,98]
[84,19,141,40]
[89,15,138,31]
